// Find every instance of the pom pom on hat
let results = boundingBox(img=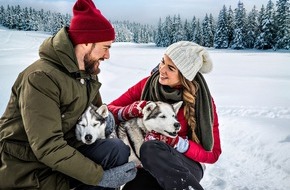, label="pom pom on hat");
[165,41,213,81]
[68,0,115,45]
